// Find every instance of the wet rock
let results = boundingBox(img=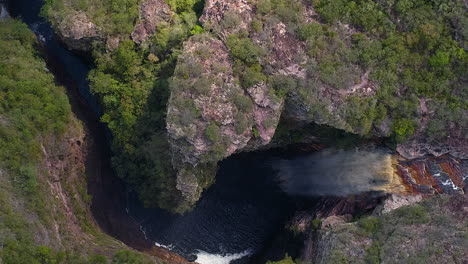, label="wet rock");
[397,155,467,195]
